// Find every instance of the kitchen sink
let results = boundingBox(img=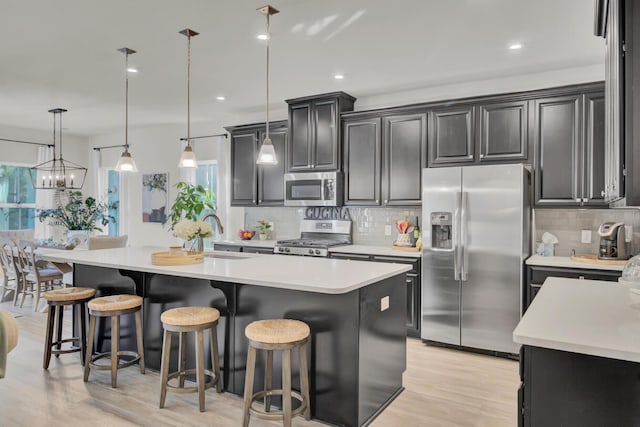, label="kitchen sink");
[203,252,254,260]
